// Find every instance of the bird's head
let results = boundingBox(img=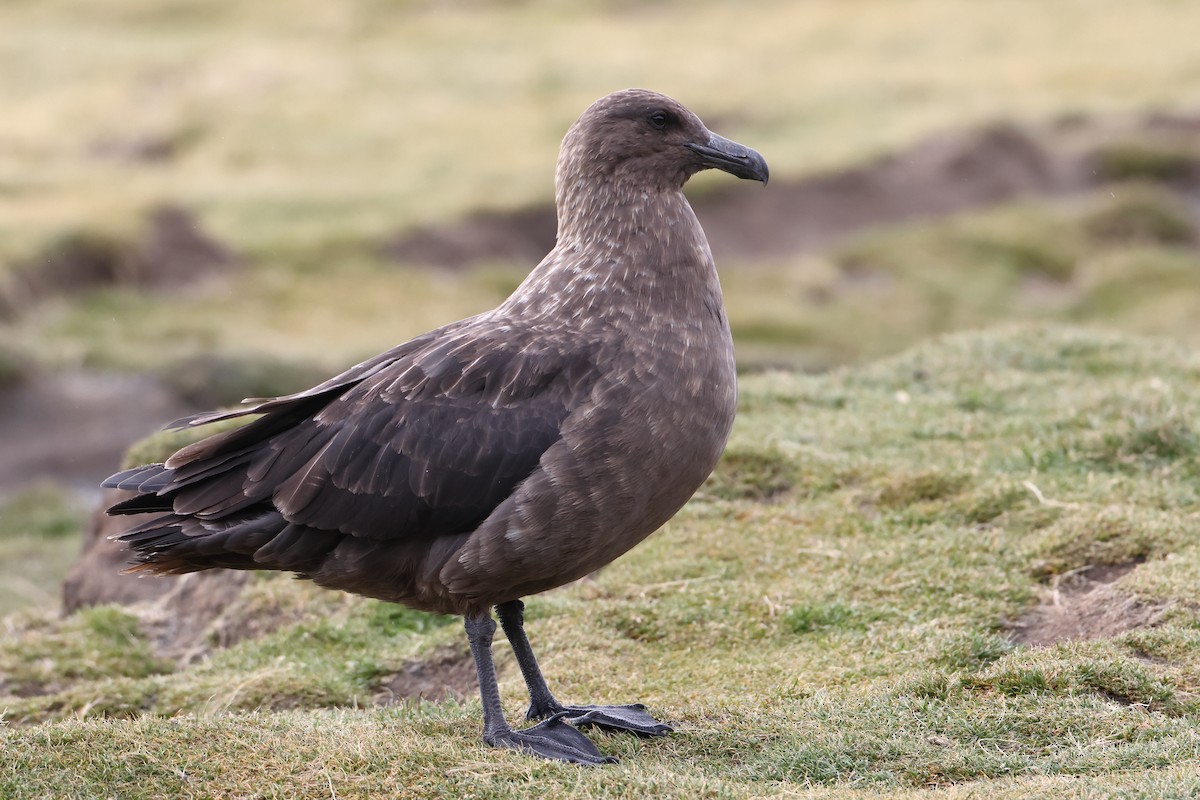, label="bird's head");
[557,89,769,194]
